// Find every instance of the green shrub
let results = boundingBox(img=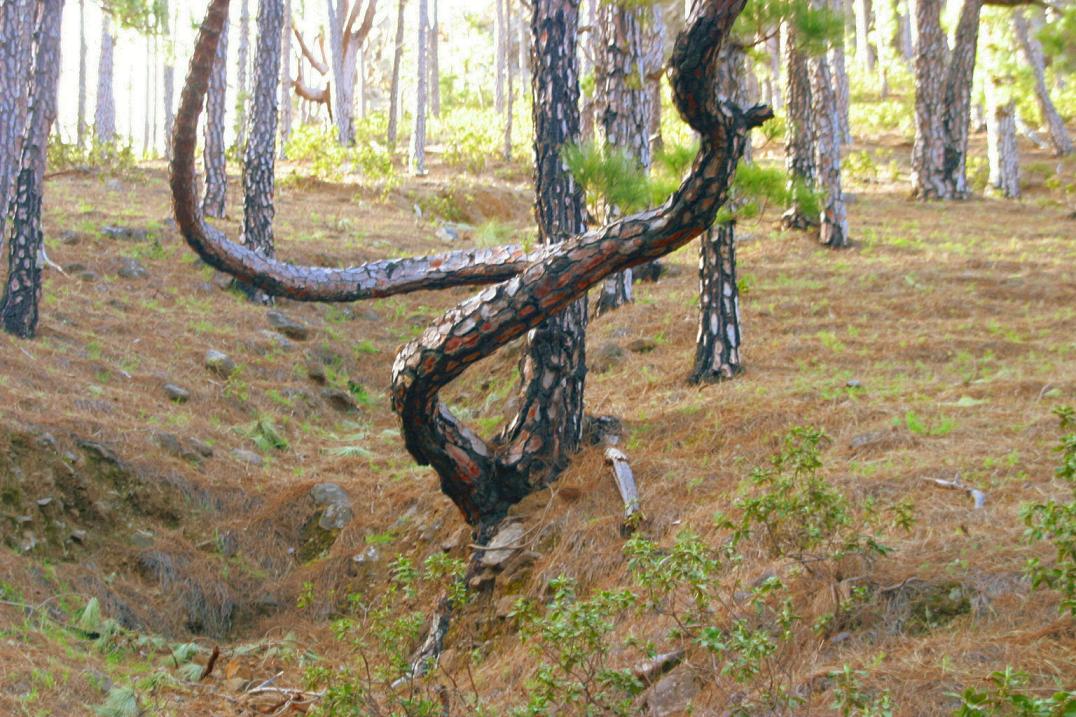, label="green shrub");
[48,137,137,176]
